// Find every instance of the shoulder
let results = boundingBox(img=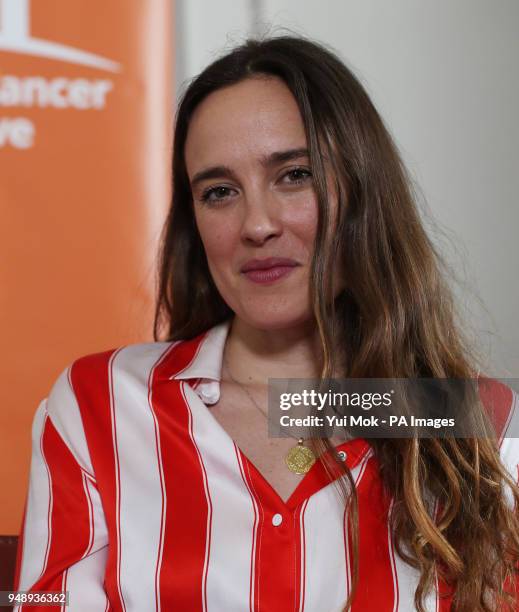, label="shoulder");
[477,376,519,481]
[46,333,211,417]
[42,342,174,438]
[477,375,518,442]
[72,340,178,379]
[45,342,173,407]
[37,339,200,473]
